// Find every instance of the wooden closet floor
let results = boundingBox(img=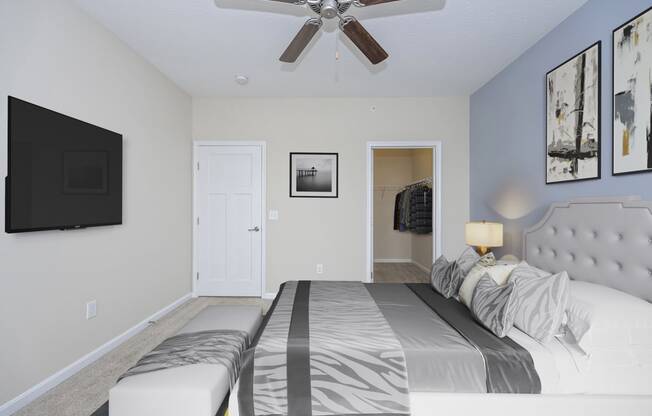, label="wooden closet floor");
[373,262,429,284]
